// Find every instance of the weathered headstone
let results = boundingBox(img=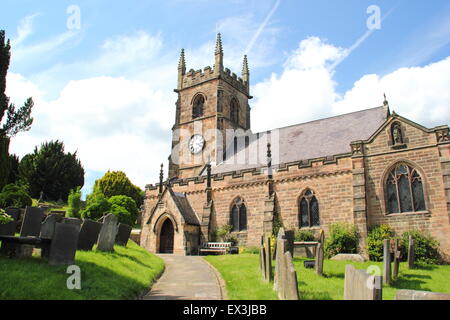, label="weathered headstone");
[115,223,132,246]
[319,229,325,245]
[263,235,272,282]
[395,290,450,300]
[315,242,324,276]
[97,214,119,252]
[273,228,286,291]
[392,239,400,280]
[20,206,44,237]
[383,239,391,285]
[344,264,382,300]
[0,208,20,236]
[48,222,80,265]
[330,253,367,262]
[63,217,82,230]
[408,236,415,269]
[40,214,62,239]
[276,238,287,298]
[283,251,300,300]
[284,229,295,257]
[78,219,103,251]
